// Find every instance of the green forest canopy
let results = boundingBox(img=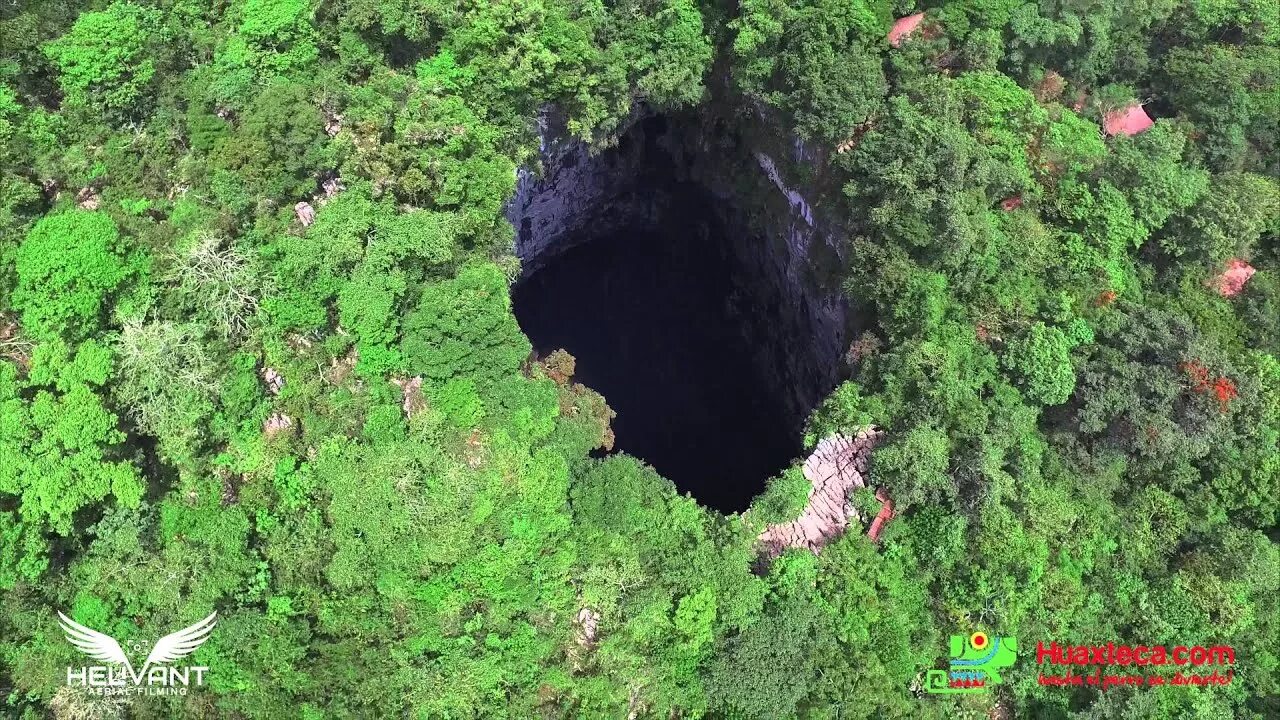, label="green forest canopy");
[0,0,1277,718]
